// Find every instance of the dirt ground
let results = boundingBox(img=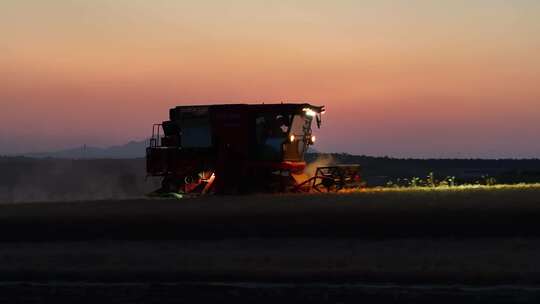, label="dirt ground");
[1,187,540,241]
[2,281,540,304]
[1,238,540,285]
[1,188,540,302]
